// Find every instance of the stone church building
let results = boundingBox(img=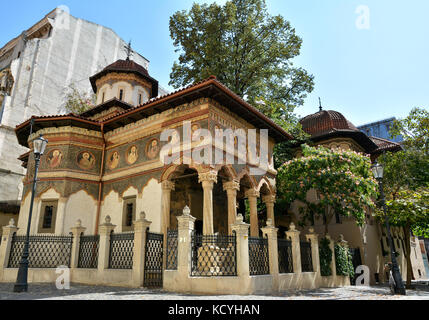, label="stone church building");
[14,57,283,241]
